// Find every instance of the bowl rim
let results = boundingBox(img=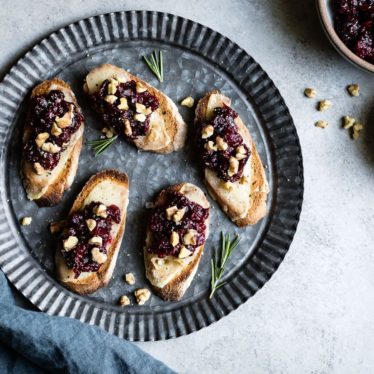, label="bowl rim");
[316,0,374,73]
